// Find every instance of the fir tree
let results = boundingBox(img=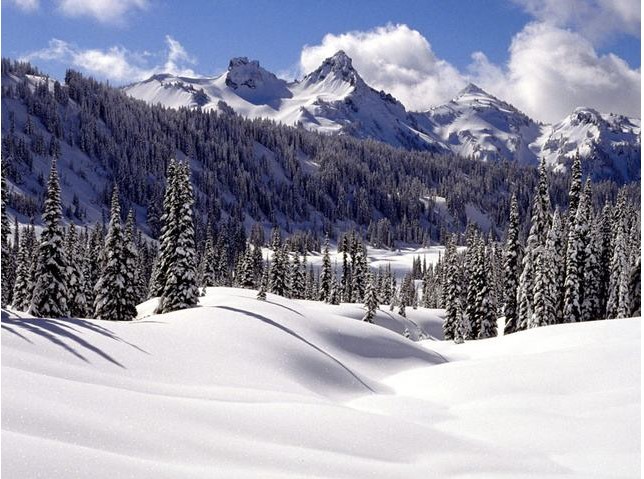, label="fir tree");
[29,159,69,318]
[94,186,136,321]
[628,256,640,317]
[199,234,217,287]
[122,210,140,316]
[503,195,521,334]
[1,166,14,307]
[11,226,33,311]
[157,162,199,314]
[319,235,332,302]
[443,236,462,340]
[65,225,88,317]
[257,266,268,301]
[362,272,379,323]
